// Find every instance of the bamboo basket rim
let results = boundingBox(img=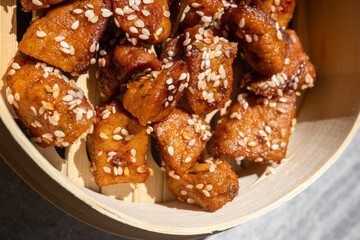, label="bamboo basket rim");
[1,90,359,235]
[1,0,360,237]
